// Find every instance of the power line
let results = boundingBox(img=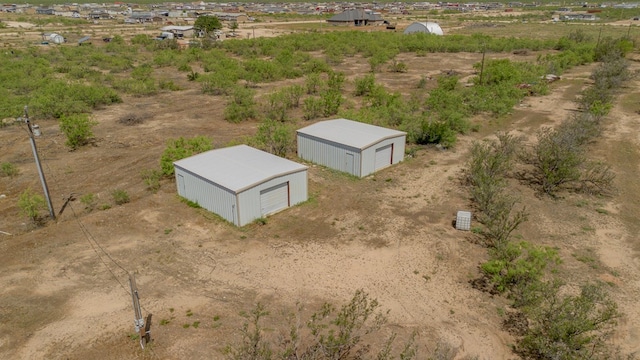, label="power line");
[42,160,154,315]
[23,113,155,354]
